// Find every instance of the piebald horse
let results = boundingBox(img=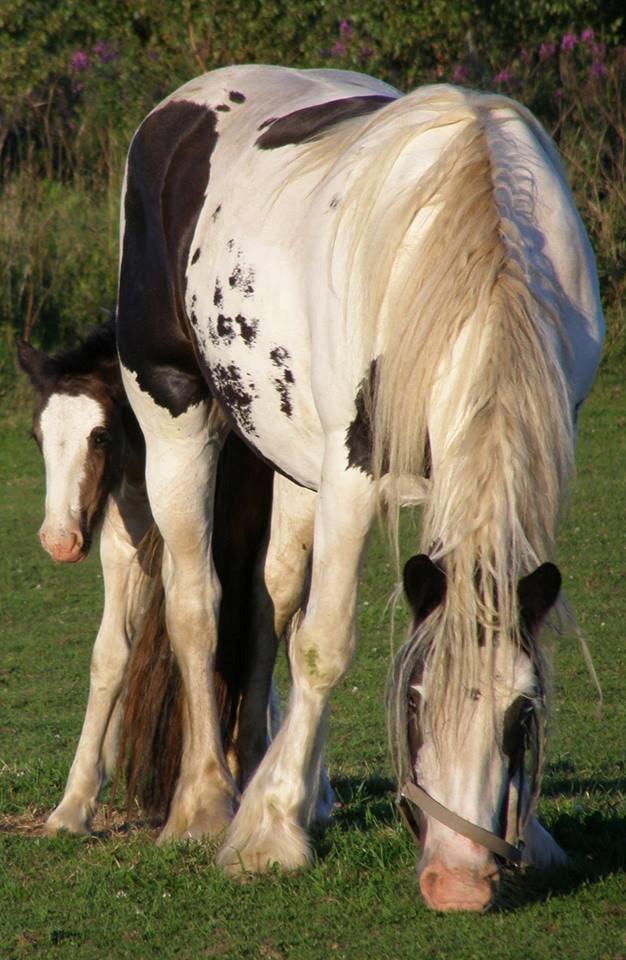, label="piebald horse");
[116,65,601,910]
[18,326,328,832]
